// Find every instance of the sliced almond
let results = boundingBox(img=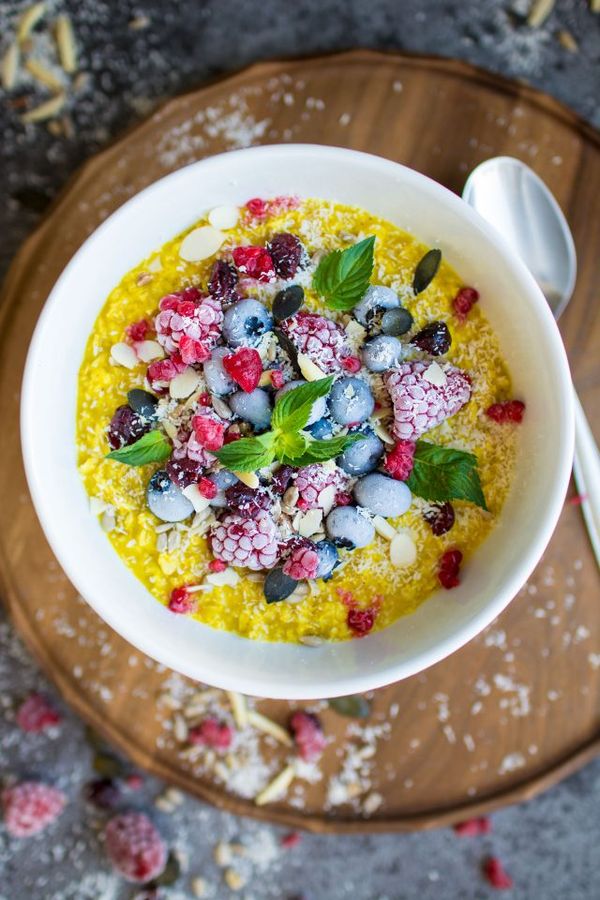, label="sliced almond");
[297,352,327,382]
[258,370,273,387]
[211,396,233,419]
[372,420,394,445]
[318,484,336,517]
[89,497,109,516]
[169,368,201,399]
[227,691,248,728]
[179,225,224,262]
[1,43,19,91]
[557,29,578,51]
[55,14,77,74]
[423,361,447,387]
[182,483,211,514]
[21,92,65,123]
[207,205,239,230]
[234,470,259,489]
[390,531,417,568]
[135,340,164,363]
[300,634,325,647]
[136,271,153,286]
[297,508,323,538]
[25,57,63,91]
[17,2,46,45]
[204,567,240,588]
[247,710,293,746]
[254,763,296,806]
[373,515,396,541]
[110,341,138,369]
